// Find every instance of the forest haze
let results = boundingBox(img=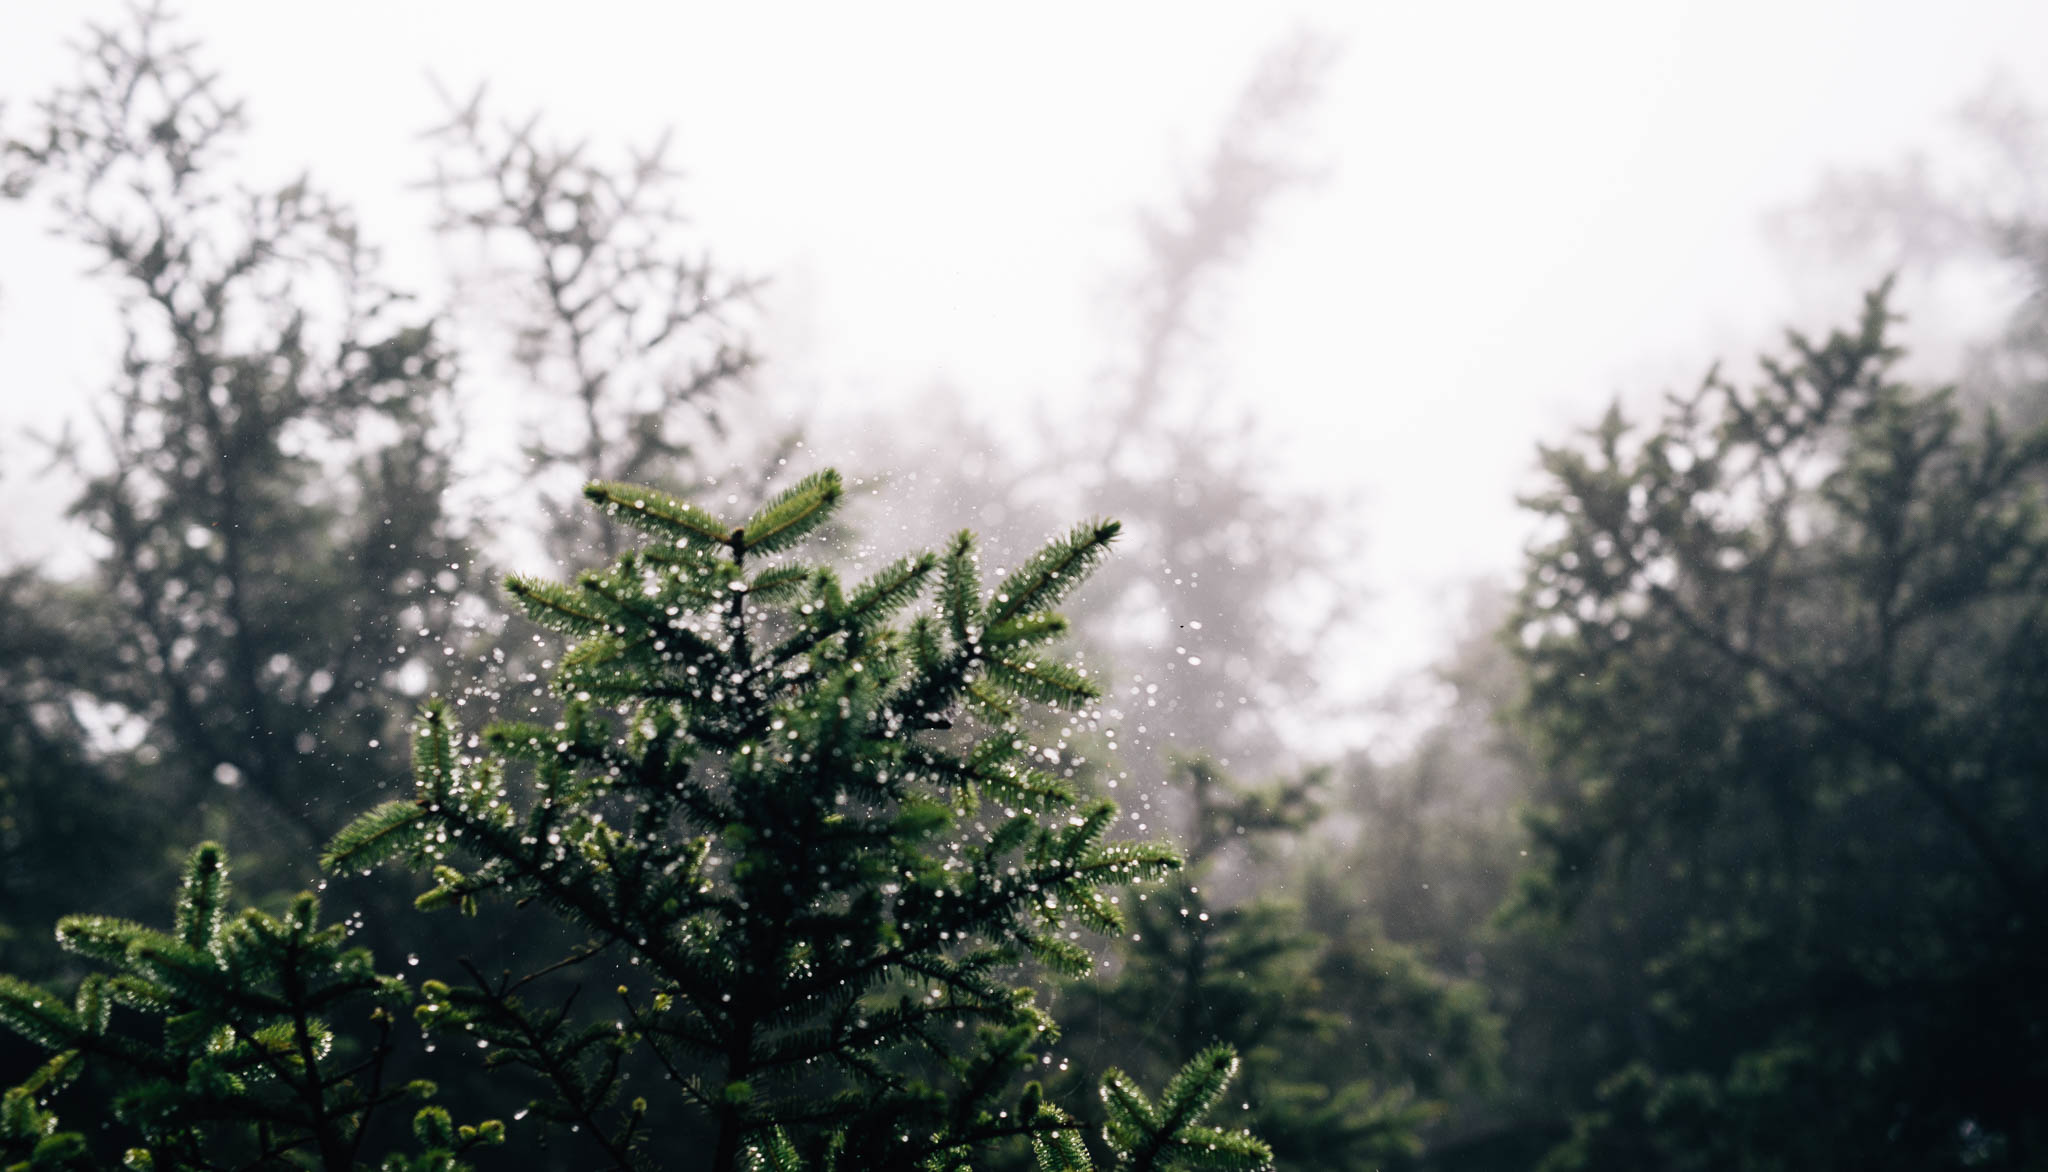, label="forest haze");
[0,6,2044,1170]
